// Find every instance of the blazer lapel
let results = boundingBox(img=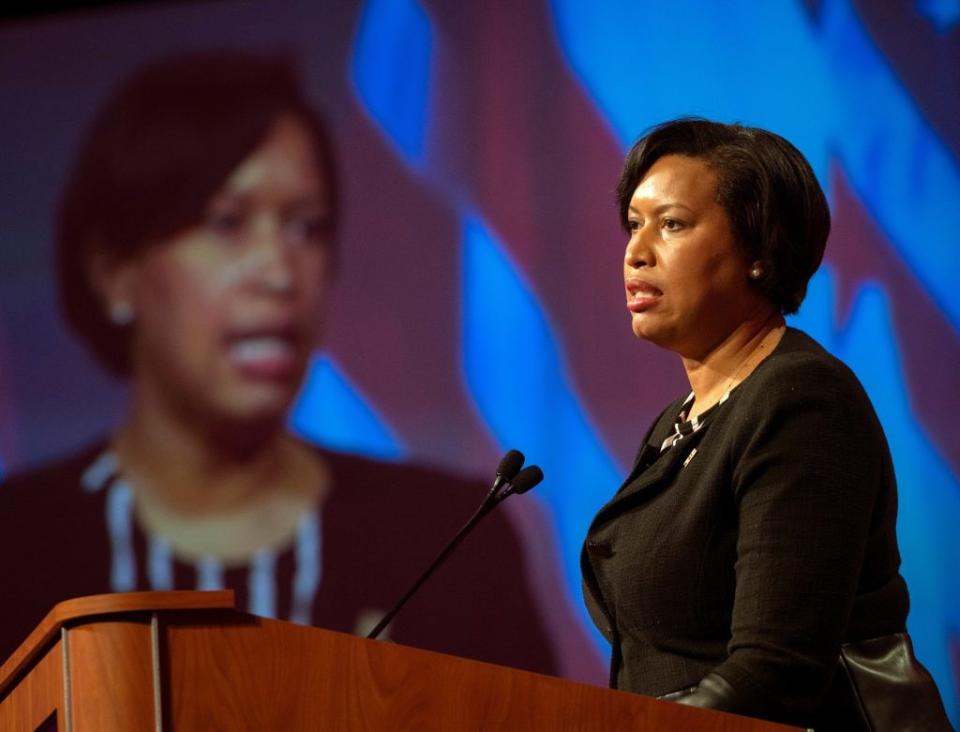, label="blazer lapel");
[590,425,709,529]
